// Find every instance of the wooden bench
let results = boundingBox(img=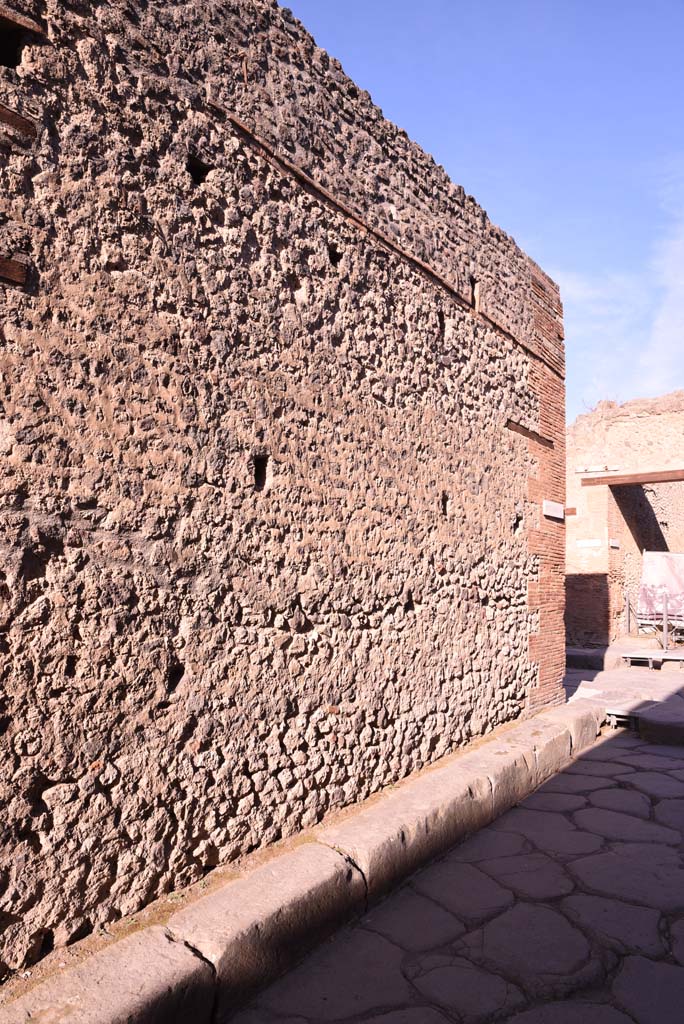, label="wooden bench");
[622,650,684,670]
